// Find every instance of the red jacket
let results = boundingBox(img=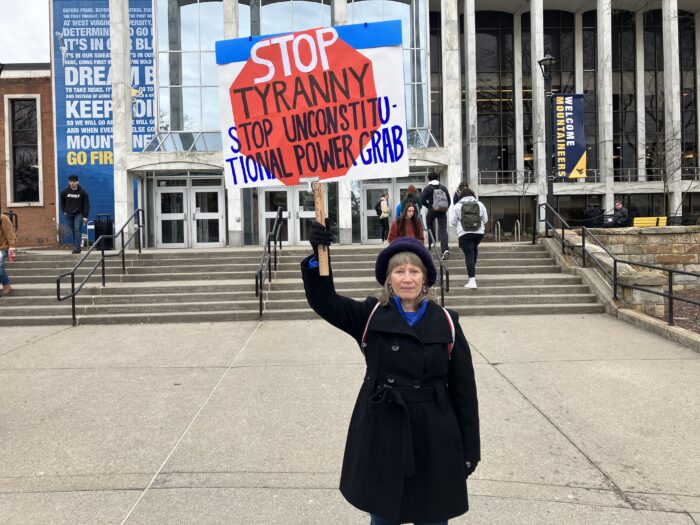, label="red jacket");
[388,219,424,243]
